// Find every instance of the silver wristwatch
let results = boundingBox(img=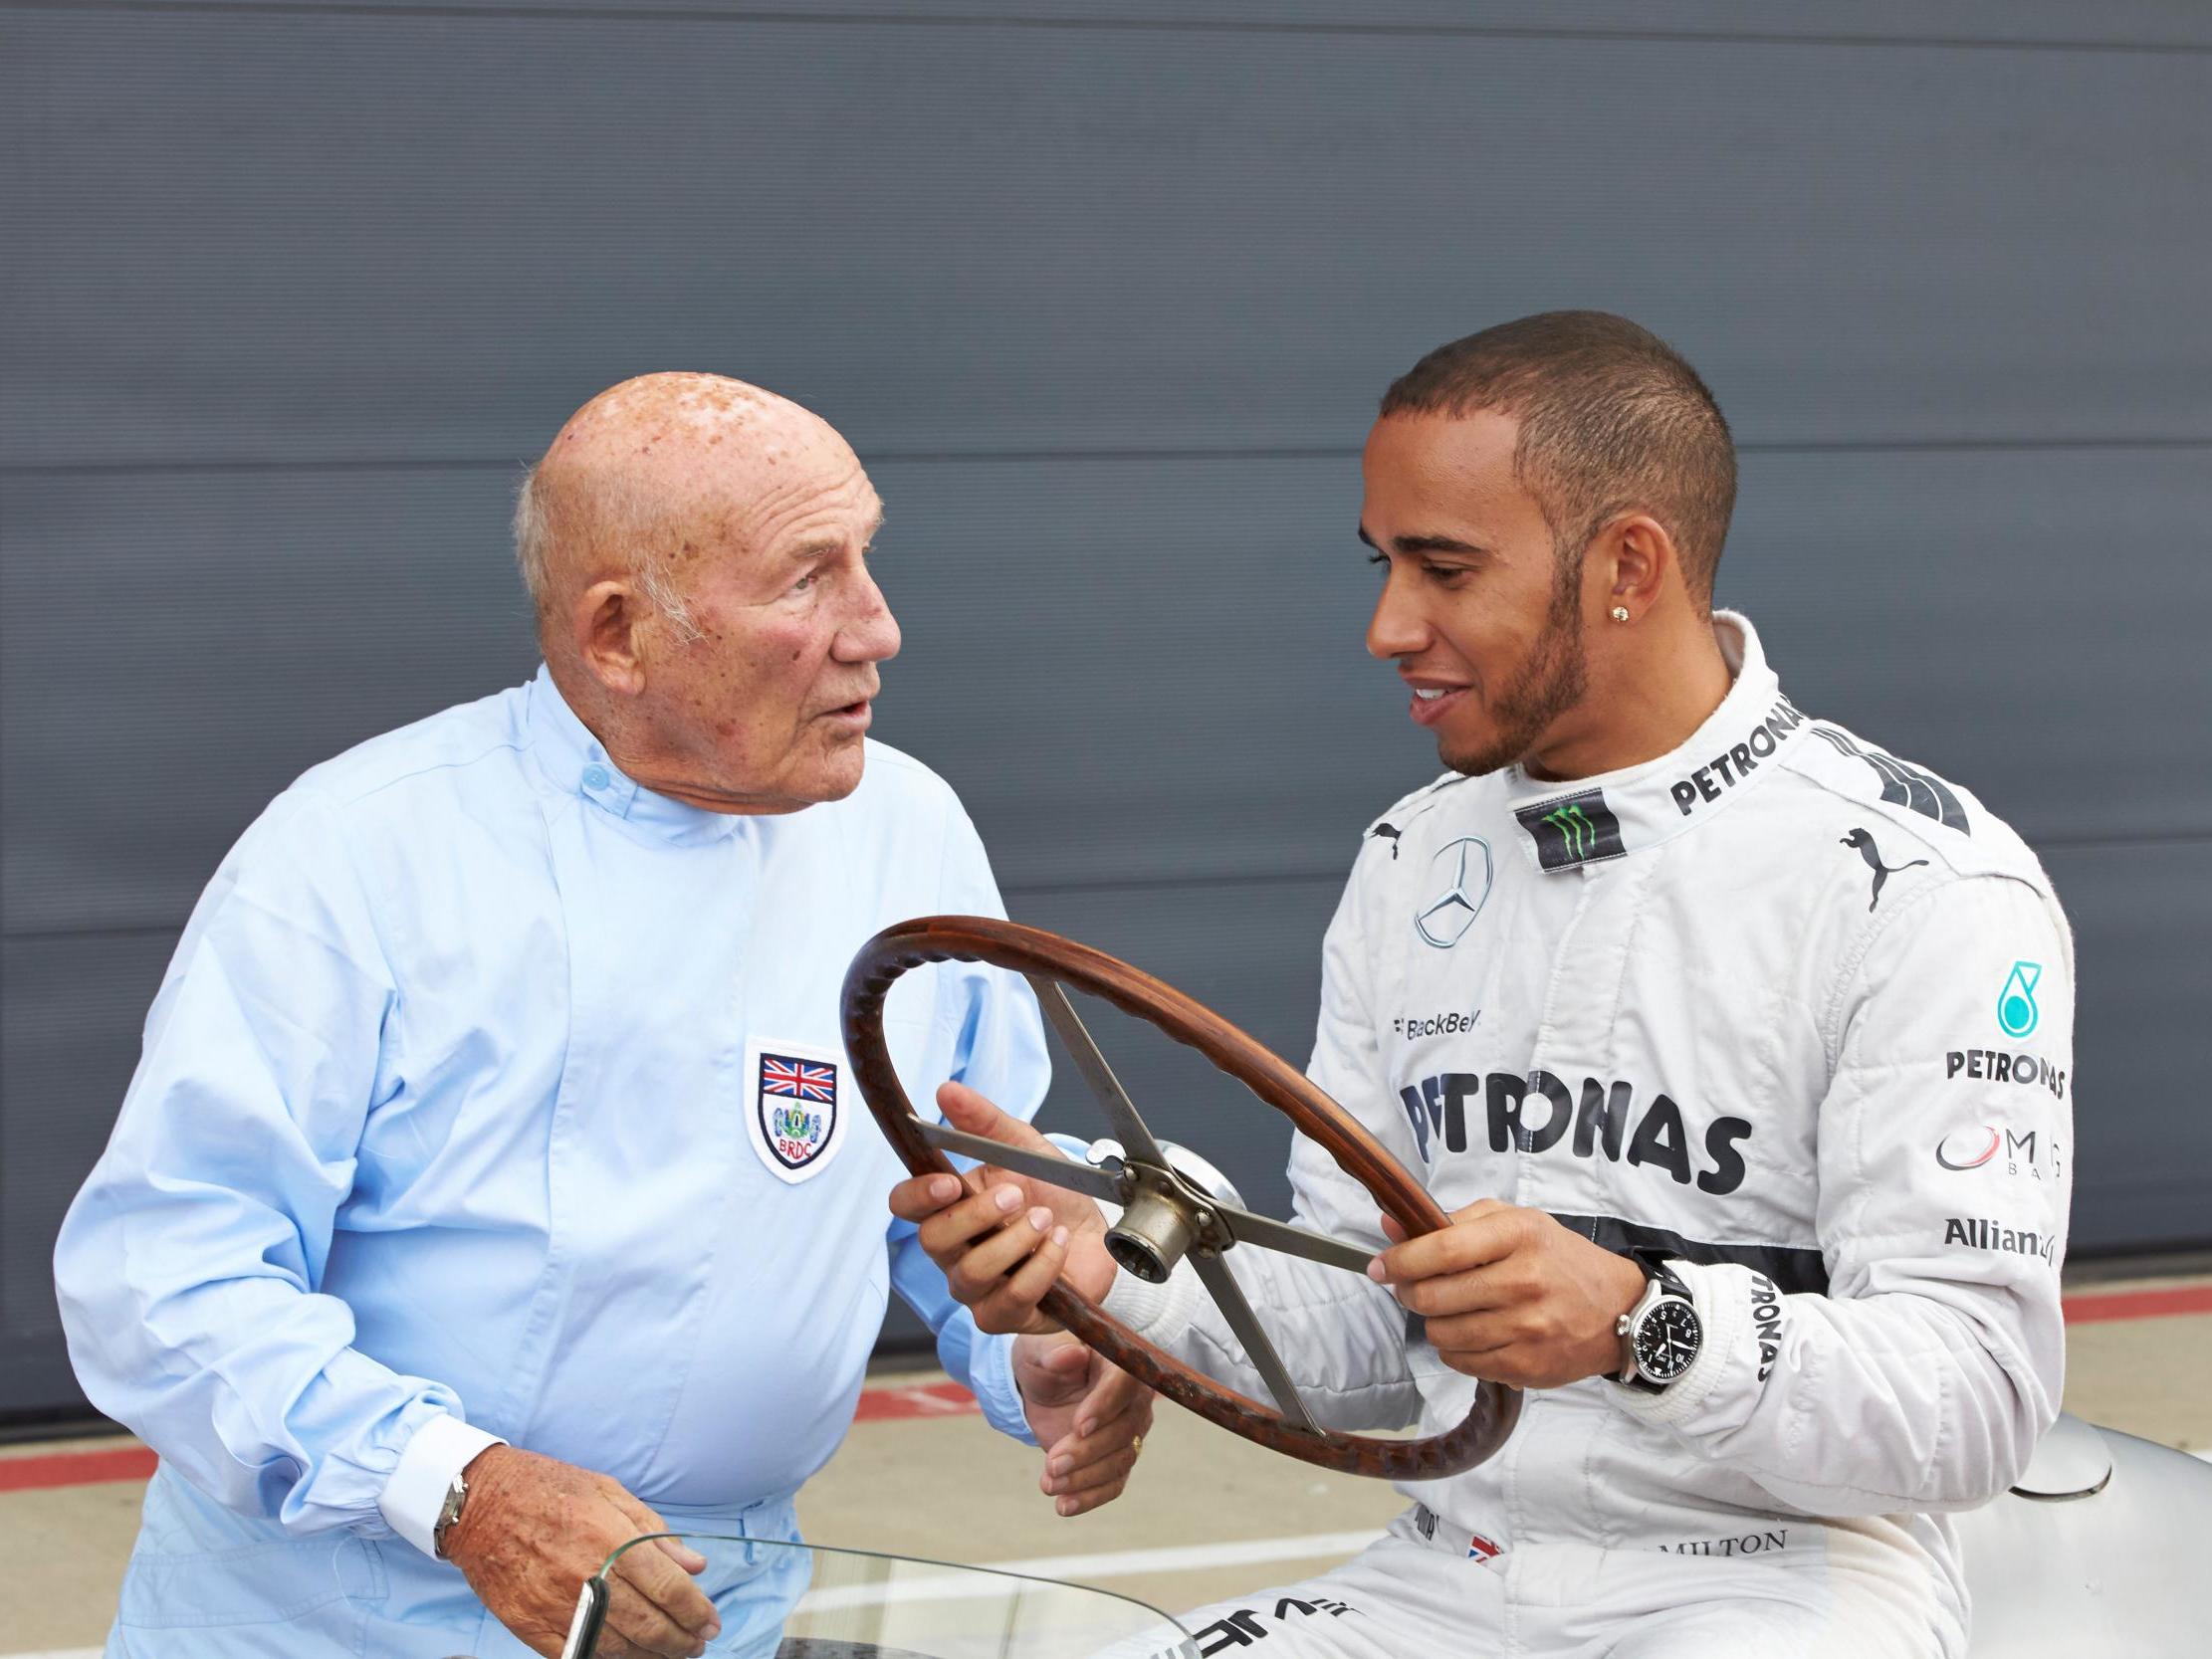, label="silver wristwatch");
[1614,1249,1703,1394]
[432,1468,471,1559]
